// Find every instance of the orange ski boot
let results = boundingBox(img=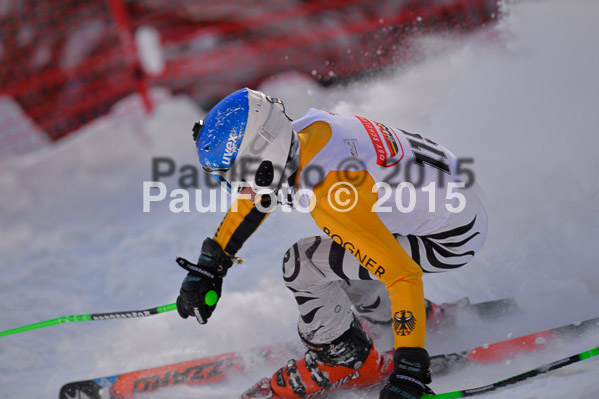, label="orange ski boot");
[270,318,389,398]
